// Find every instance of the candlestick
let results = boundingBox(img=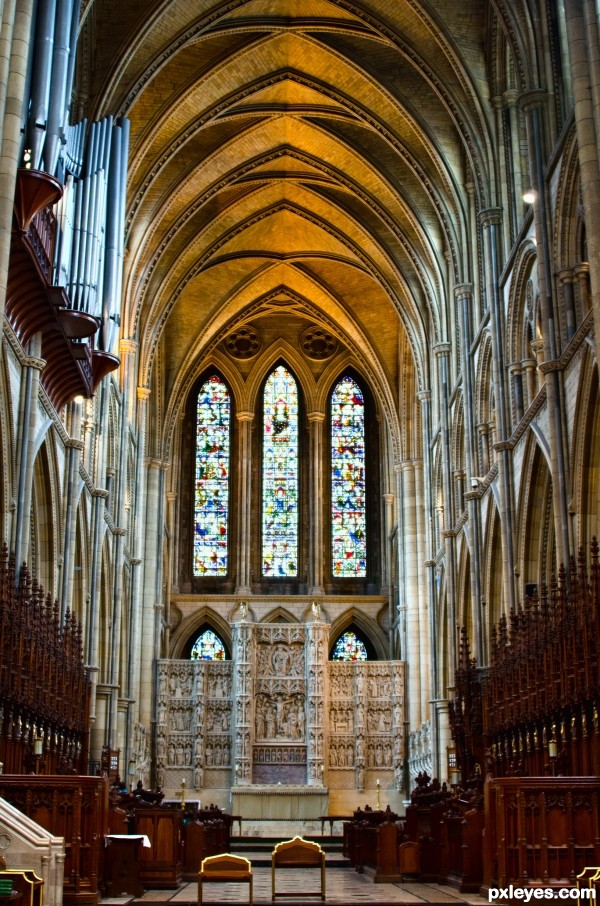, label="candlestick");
[376,779,381,810]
